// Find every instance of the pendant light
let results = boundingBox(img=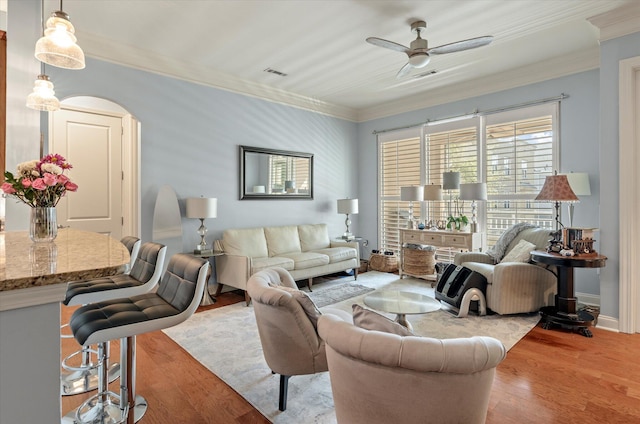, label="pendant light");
[34,0,85,69]
[26,72,60,111]
[27,0,60,111]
